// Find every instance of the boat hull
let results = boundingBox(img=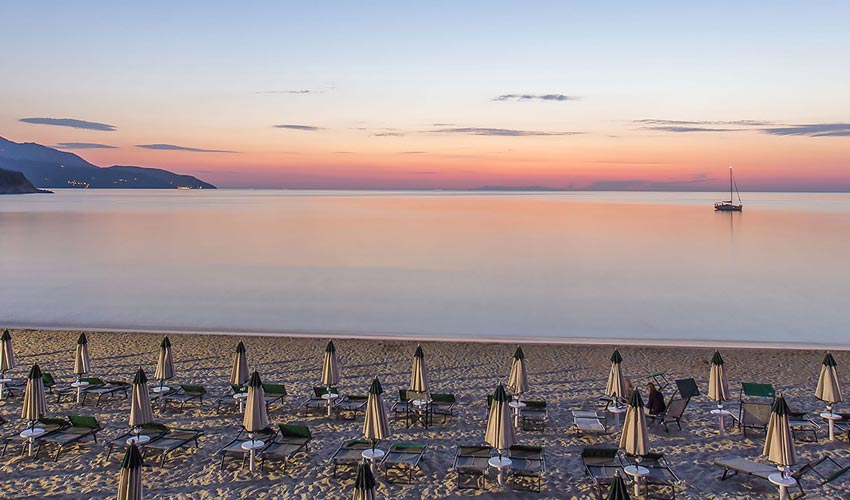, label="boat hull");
[714,203,742,212]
